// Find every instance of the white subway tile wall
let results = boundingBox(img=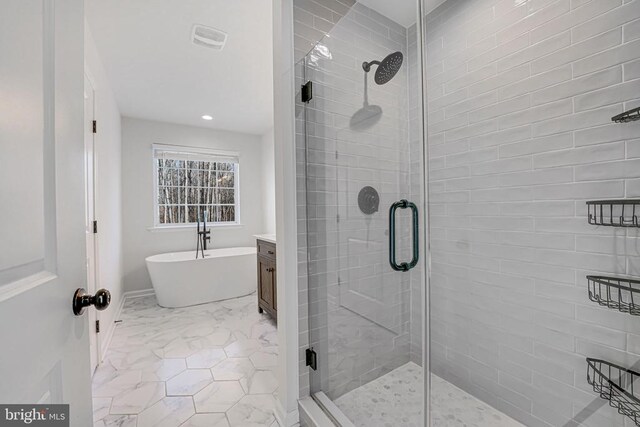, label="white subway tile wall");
[427,0,640,426]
